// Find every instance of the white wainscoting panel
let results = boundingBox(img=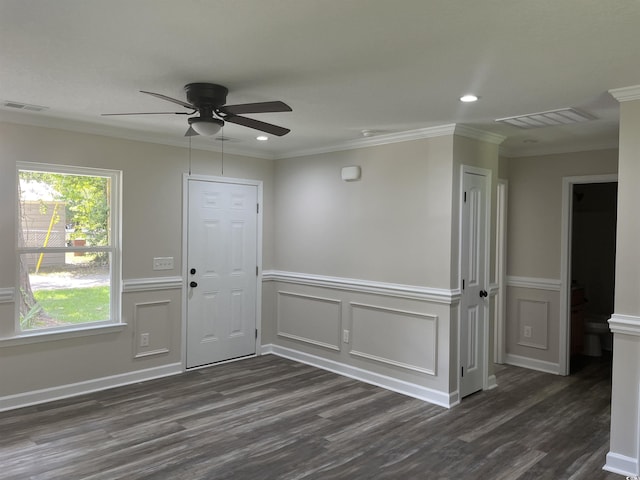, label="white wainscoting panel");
[277,291,342,351]
[516,298,549,350]
[349,302,437,376]
[133,300,172,358]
